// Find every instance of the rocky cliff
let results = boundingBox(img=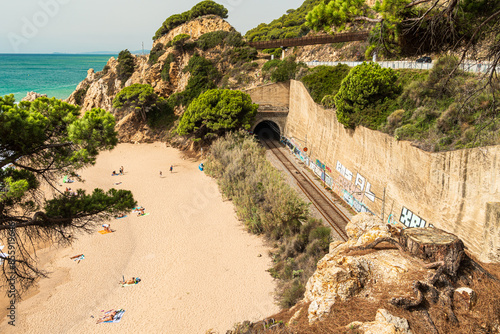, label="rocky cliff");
[228,213,500,334]
[66,15,264,143]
